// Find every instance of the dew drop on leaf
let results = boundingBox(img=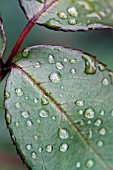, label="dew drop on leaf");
[102,78,109,86]
[69,58,76,64]
[49,72,61,83]
[70,68,76,74]
[39,109,49,118]
[26,144,32,150]
[22,50,29,58]
[97,140,103,147]
[22,111,29,118]
[56,62,64,70]
[68,18,77,25]
[31,152,37,159]
[84,108,95,119]
[94,119,102,126]
[58,127,69,139]
[57,12,68,19]
[46,145,53,153]
[48,55,55,64]
[75,162,81,168]
[99,128,107,135]
[15,88,23,96]
[27,120,33,127]
[6,113,11,124]
[85,159,95,168]
[75,100,84,106]
[60,143,68,152]
[67,7,78,17]
[34,61,41,68]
